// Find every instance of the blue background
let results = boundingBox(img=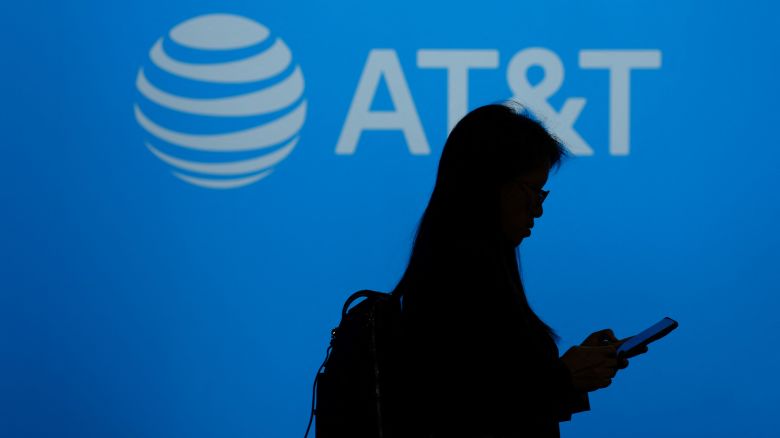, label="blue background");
[2,1,779,437]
